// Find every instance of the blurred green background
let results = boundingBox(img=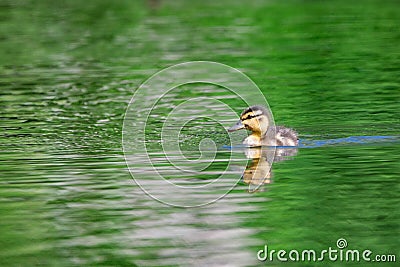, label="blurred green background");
[1,0,399,266]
